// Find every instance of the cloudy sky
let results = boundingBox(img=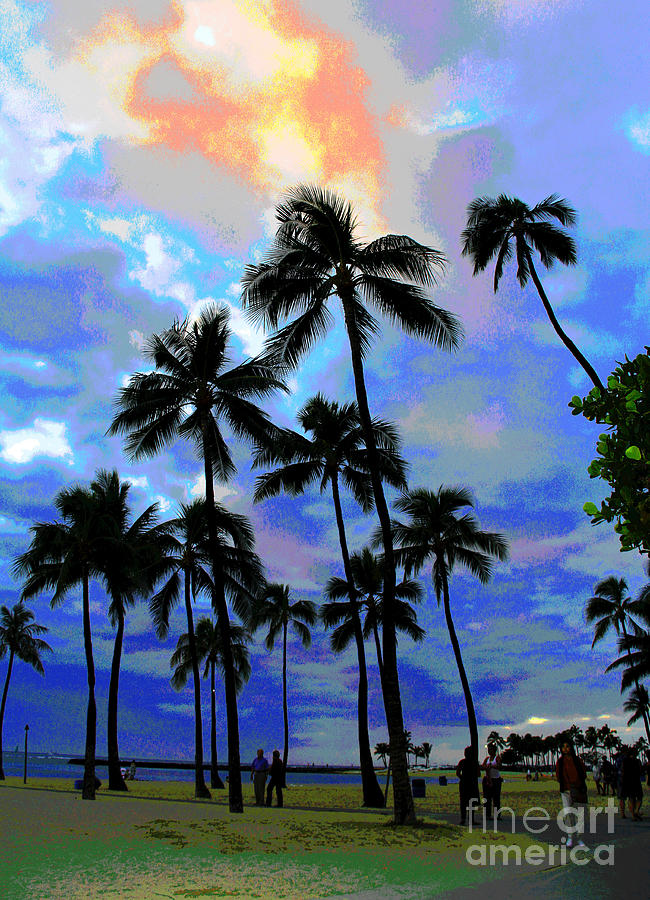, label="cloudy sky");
[1,0,648,767]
